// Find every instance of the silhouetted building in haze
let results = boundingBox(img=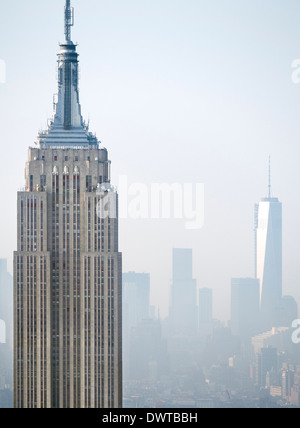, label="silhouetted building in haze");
[198,288,213,338]
[123,272,150,331]
[199,288,213,324]
[231,278,260,341]
[123,272,151,380]
[255,173,282,330]
[169,249,197,336]
[0,259,13,408]
[256,347,278,388]
[129,319,168,381]
[277,296,298,327]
